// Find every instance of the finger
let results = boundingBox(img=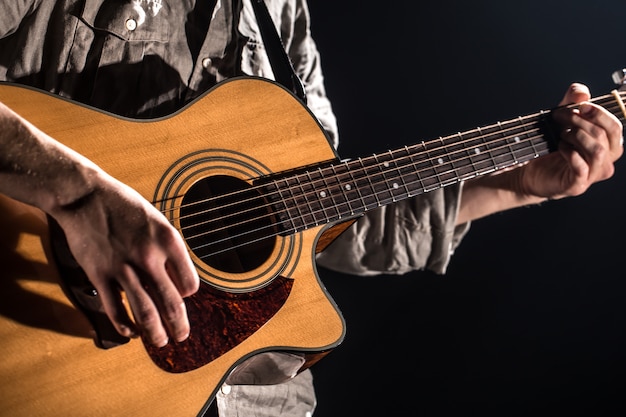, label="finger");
[553,84,591,137]
[558,138,589,178]
[90,274,139,340]
[578,103,624,158]
[558,83,591,106]
[138,259,192,344]
[559,118,615,184]
[554,100,622,161]
[160,226,199,297]
[118,264,170,347]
